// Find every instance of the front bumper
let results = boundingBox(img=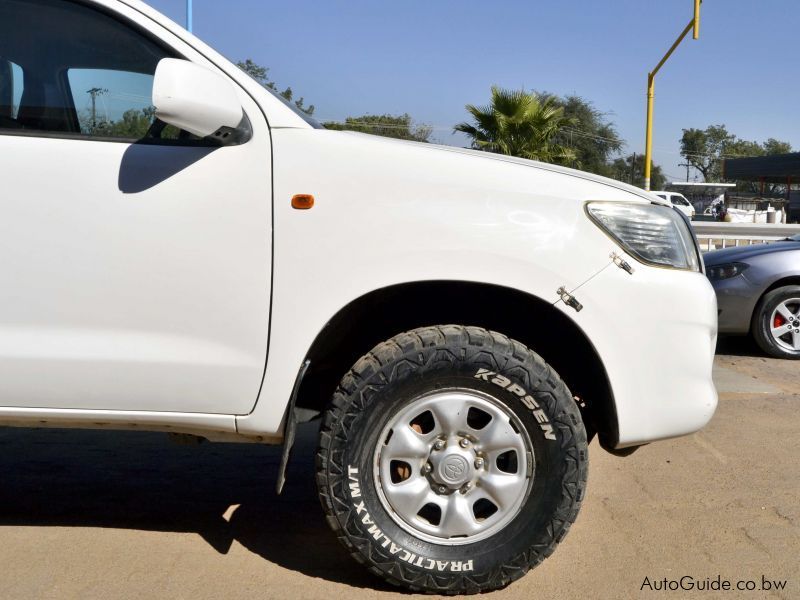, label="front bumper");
[709,273,760,334]
[558,261,718,448]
